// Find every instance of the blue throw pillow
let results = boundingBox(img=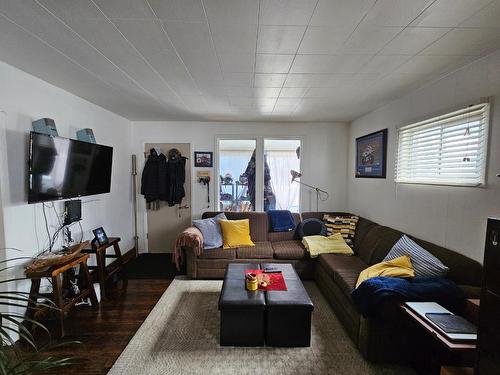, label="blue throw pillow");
[268,210,296,232]
[192,213,227,249]
[383,235,449,278]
